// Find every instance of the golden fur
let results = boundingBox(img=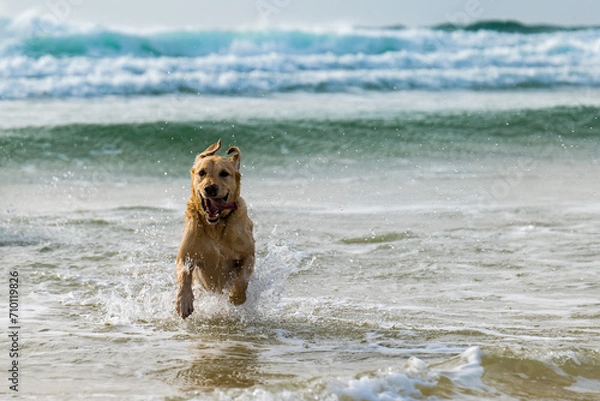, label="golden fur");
[175,139,255,319]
